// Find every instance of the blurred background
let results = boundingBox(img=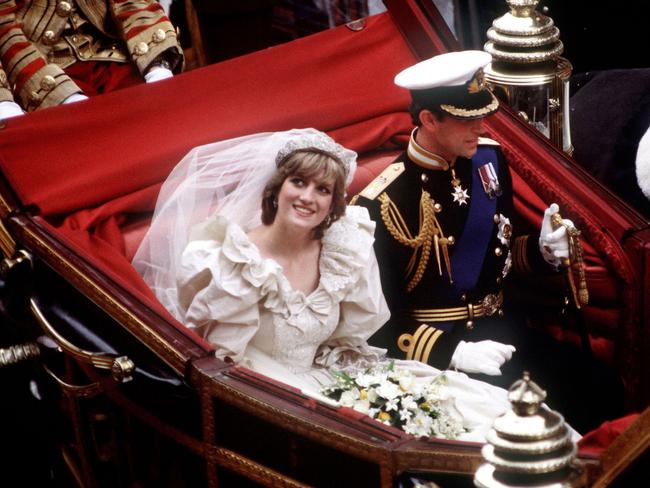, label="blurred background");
[166,0,650,73]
